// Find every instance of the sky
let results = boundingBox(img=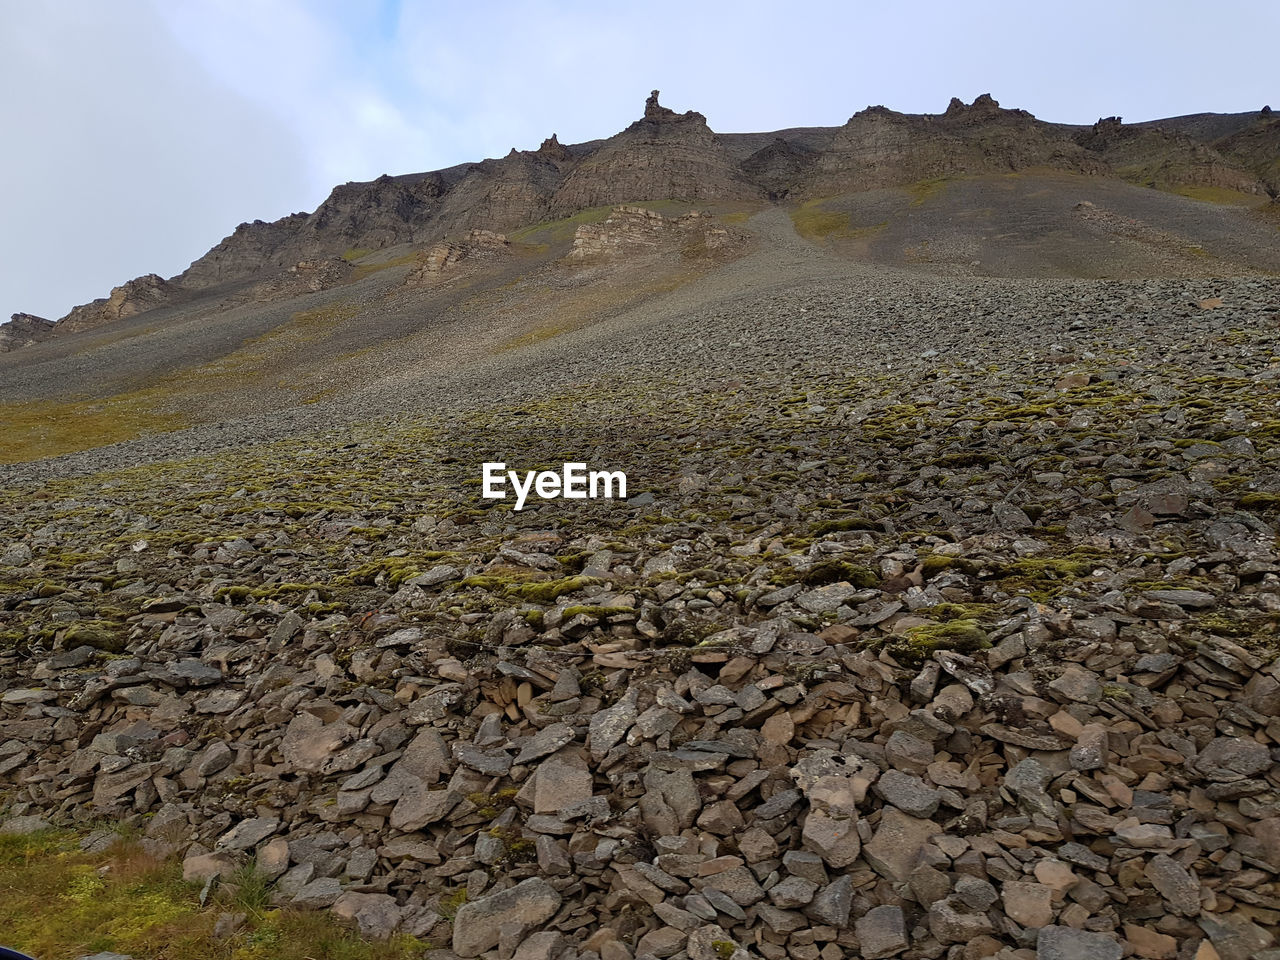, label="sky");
[1,0,1277,324]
